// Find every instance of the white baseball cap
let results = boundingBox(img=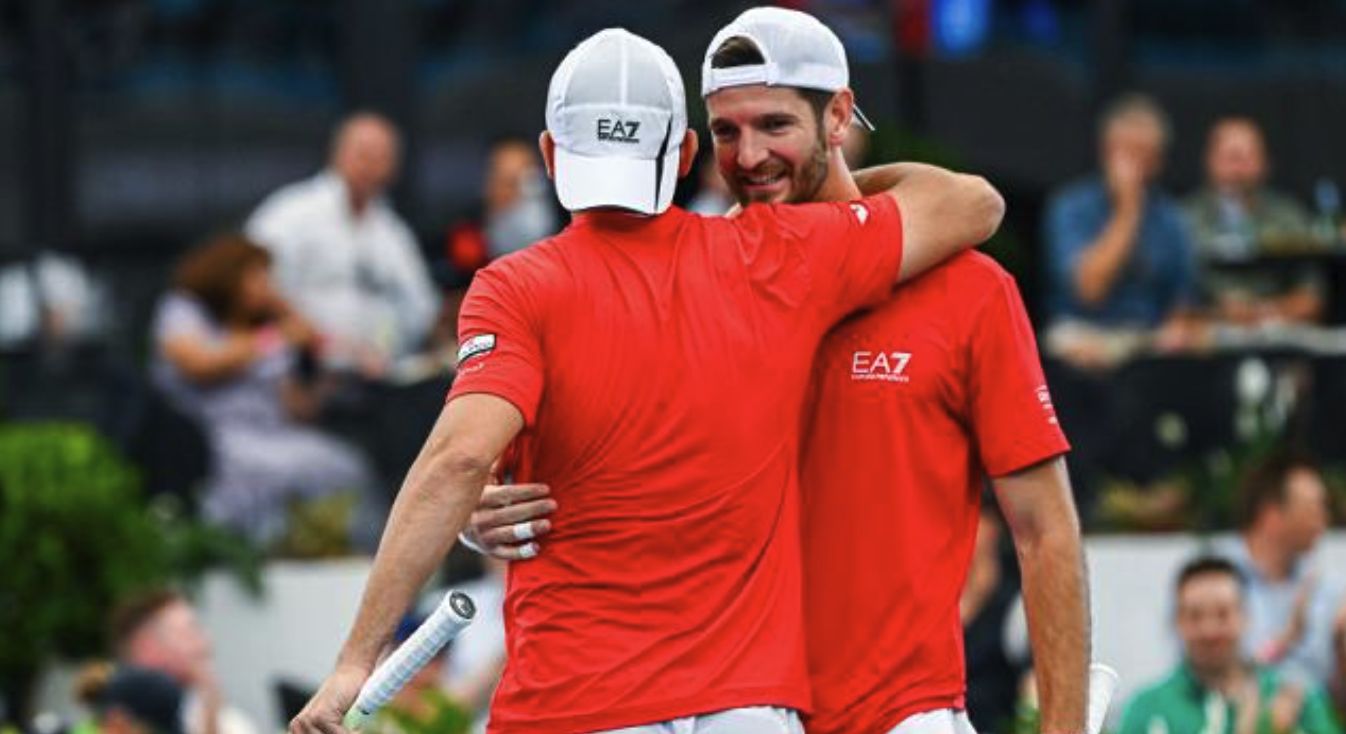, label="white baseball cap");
[545,28,688,215]
[700,7,874,130]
